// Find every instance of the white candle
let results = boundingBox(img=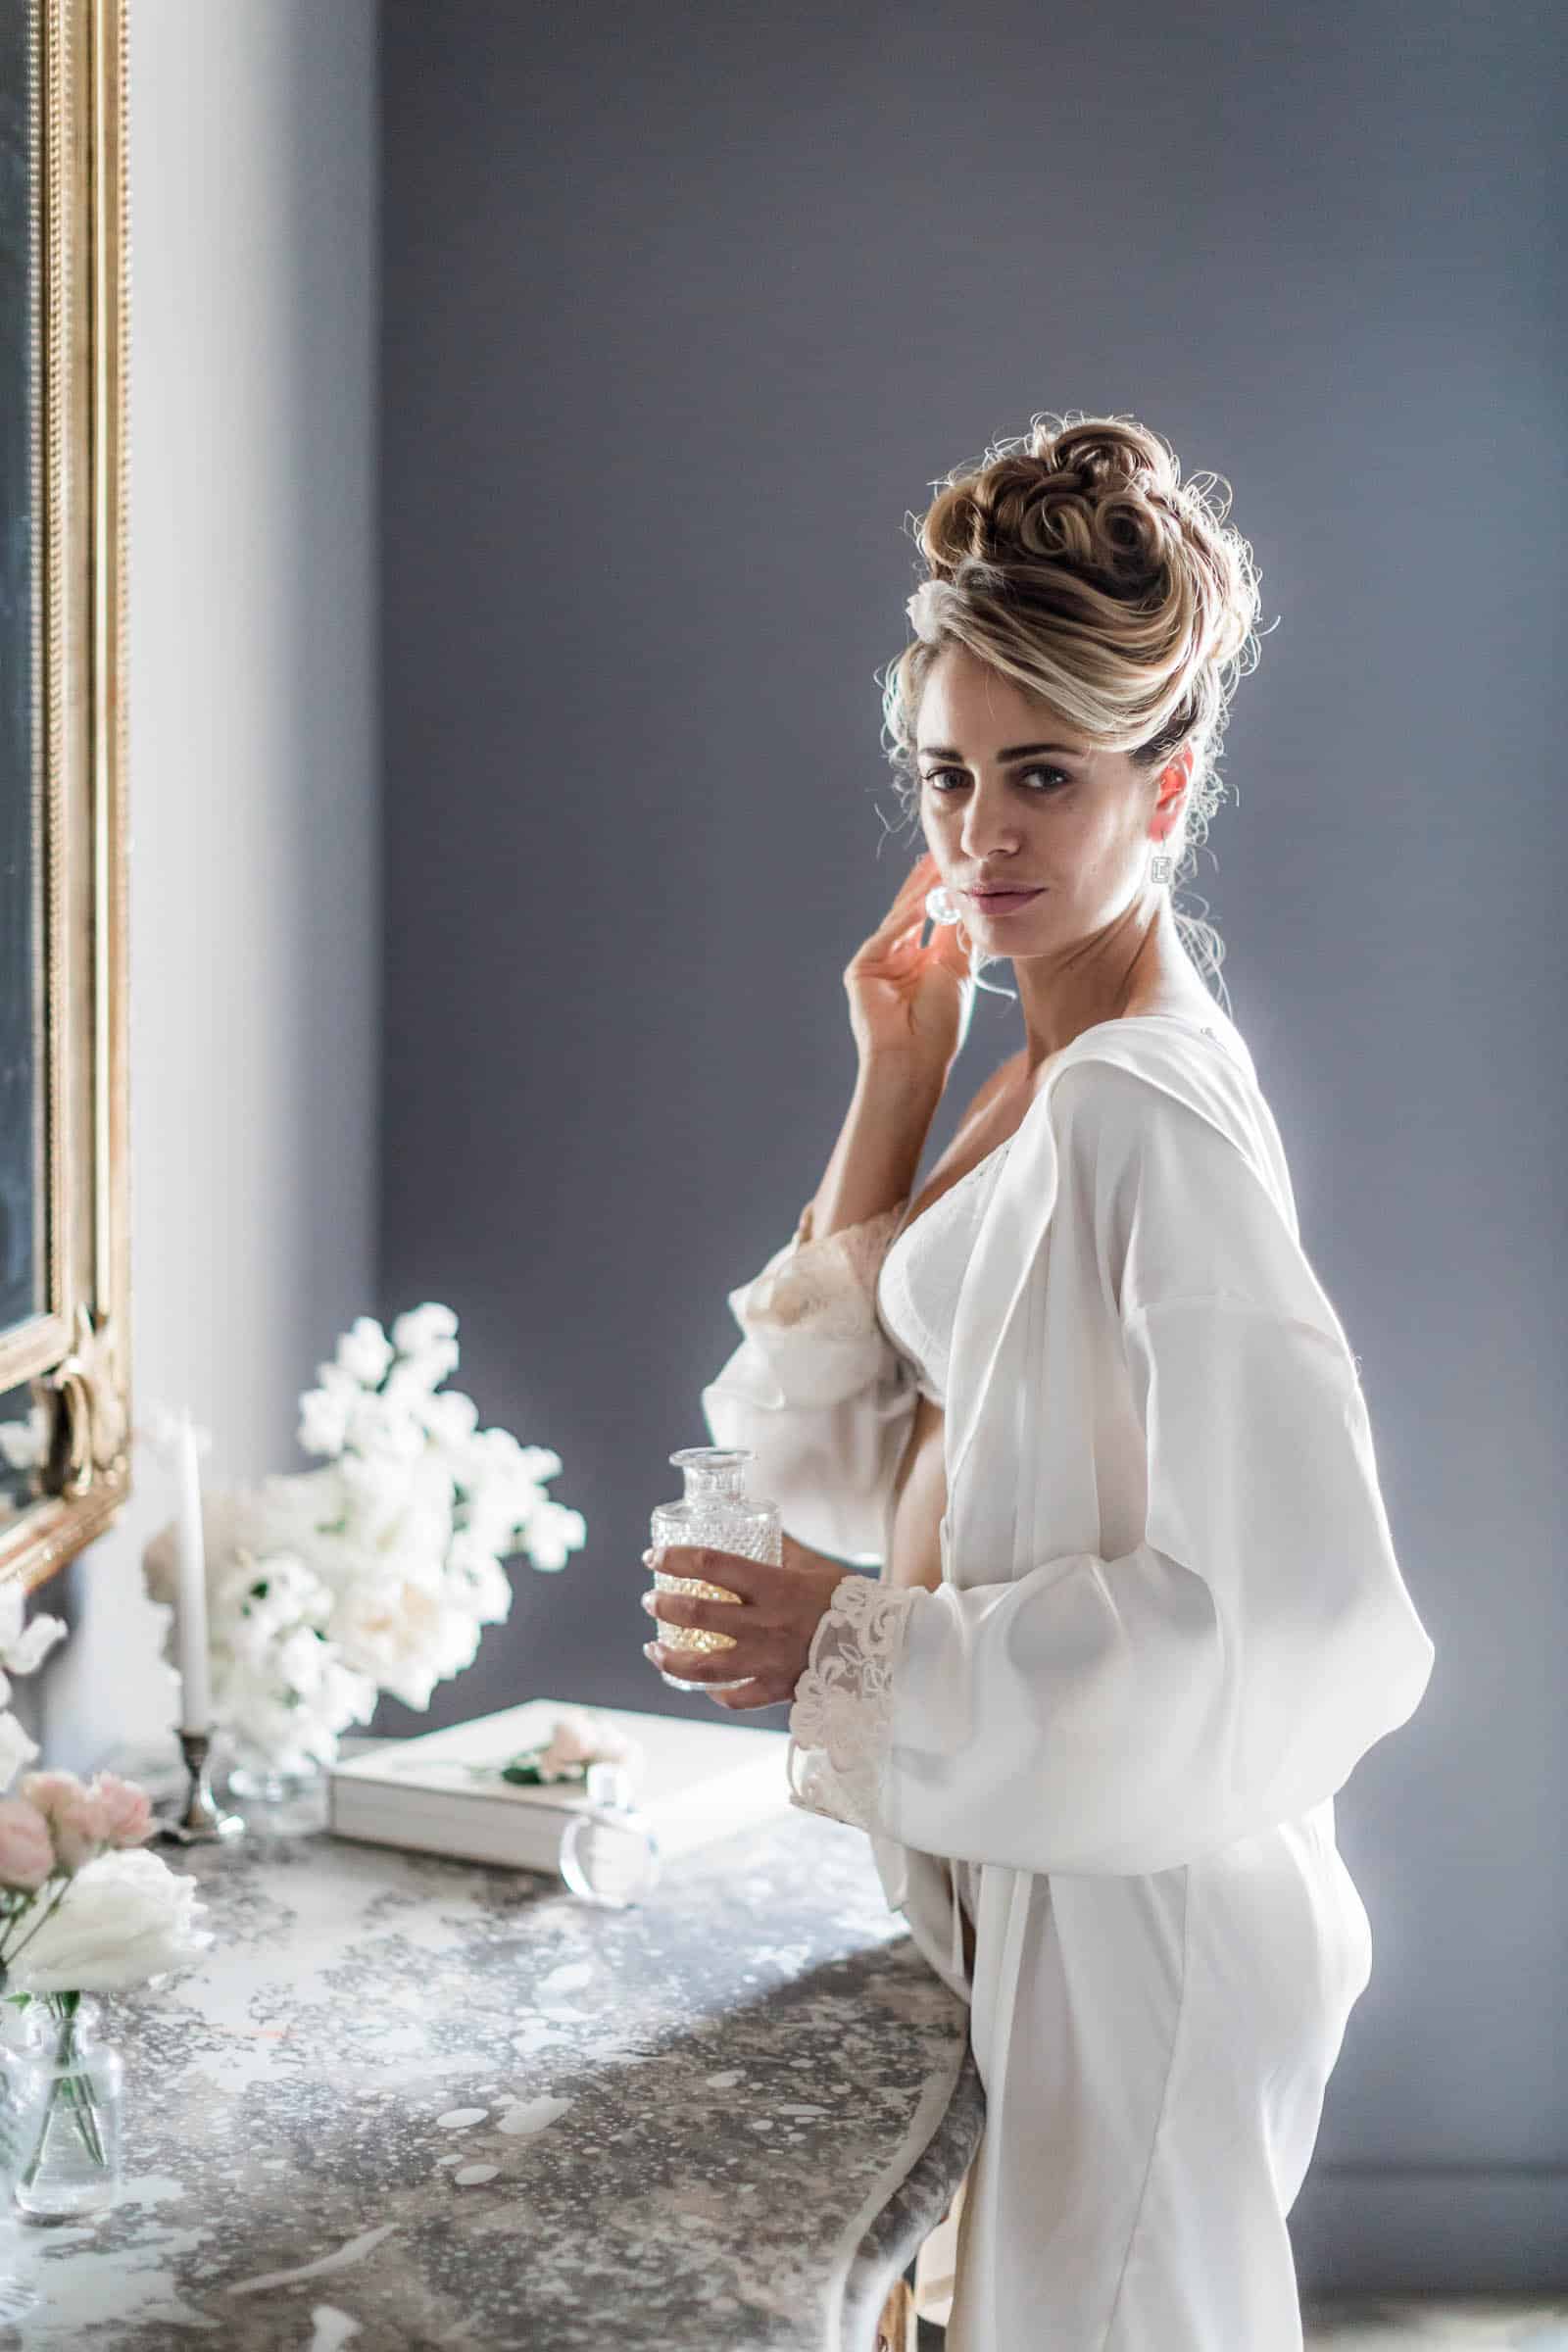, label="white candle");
[172,1410,212,1732]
